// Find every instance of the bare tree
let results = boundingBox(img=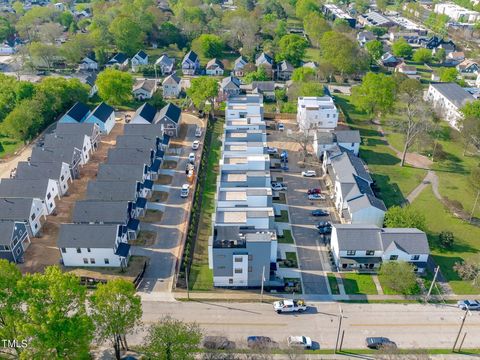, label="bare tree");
[283,130,314,163]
